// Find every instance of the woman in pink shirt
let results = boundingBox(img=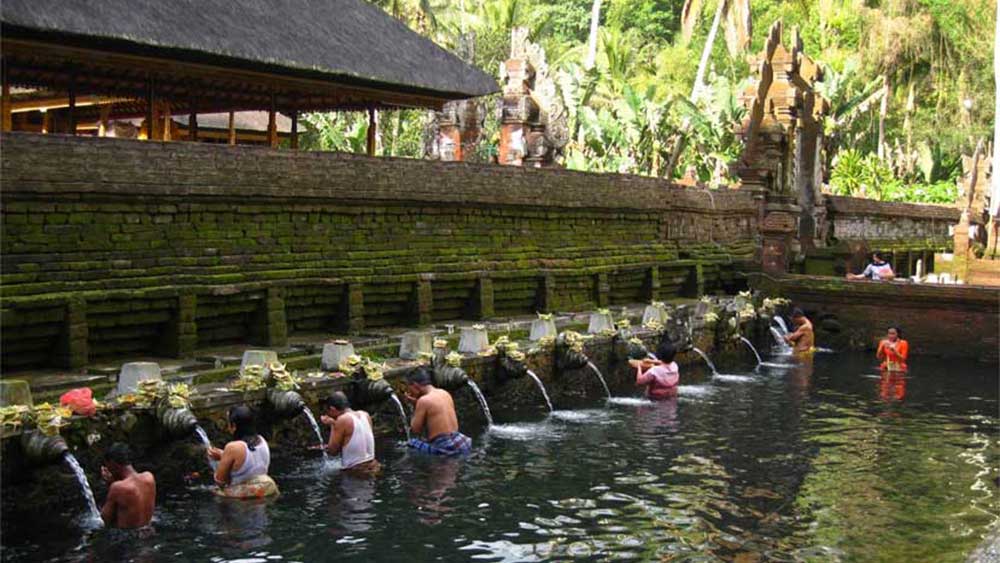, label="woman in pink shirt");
[630,341,680,400]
